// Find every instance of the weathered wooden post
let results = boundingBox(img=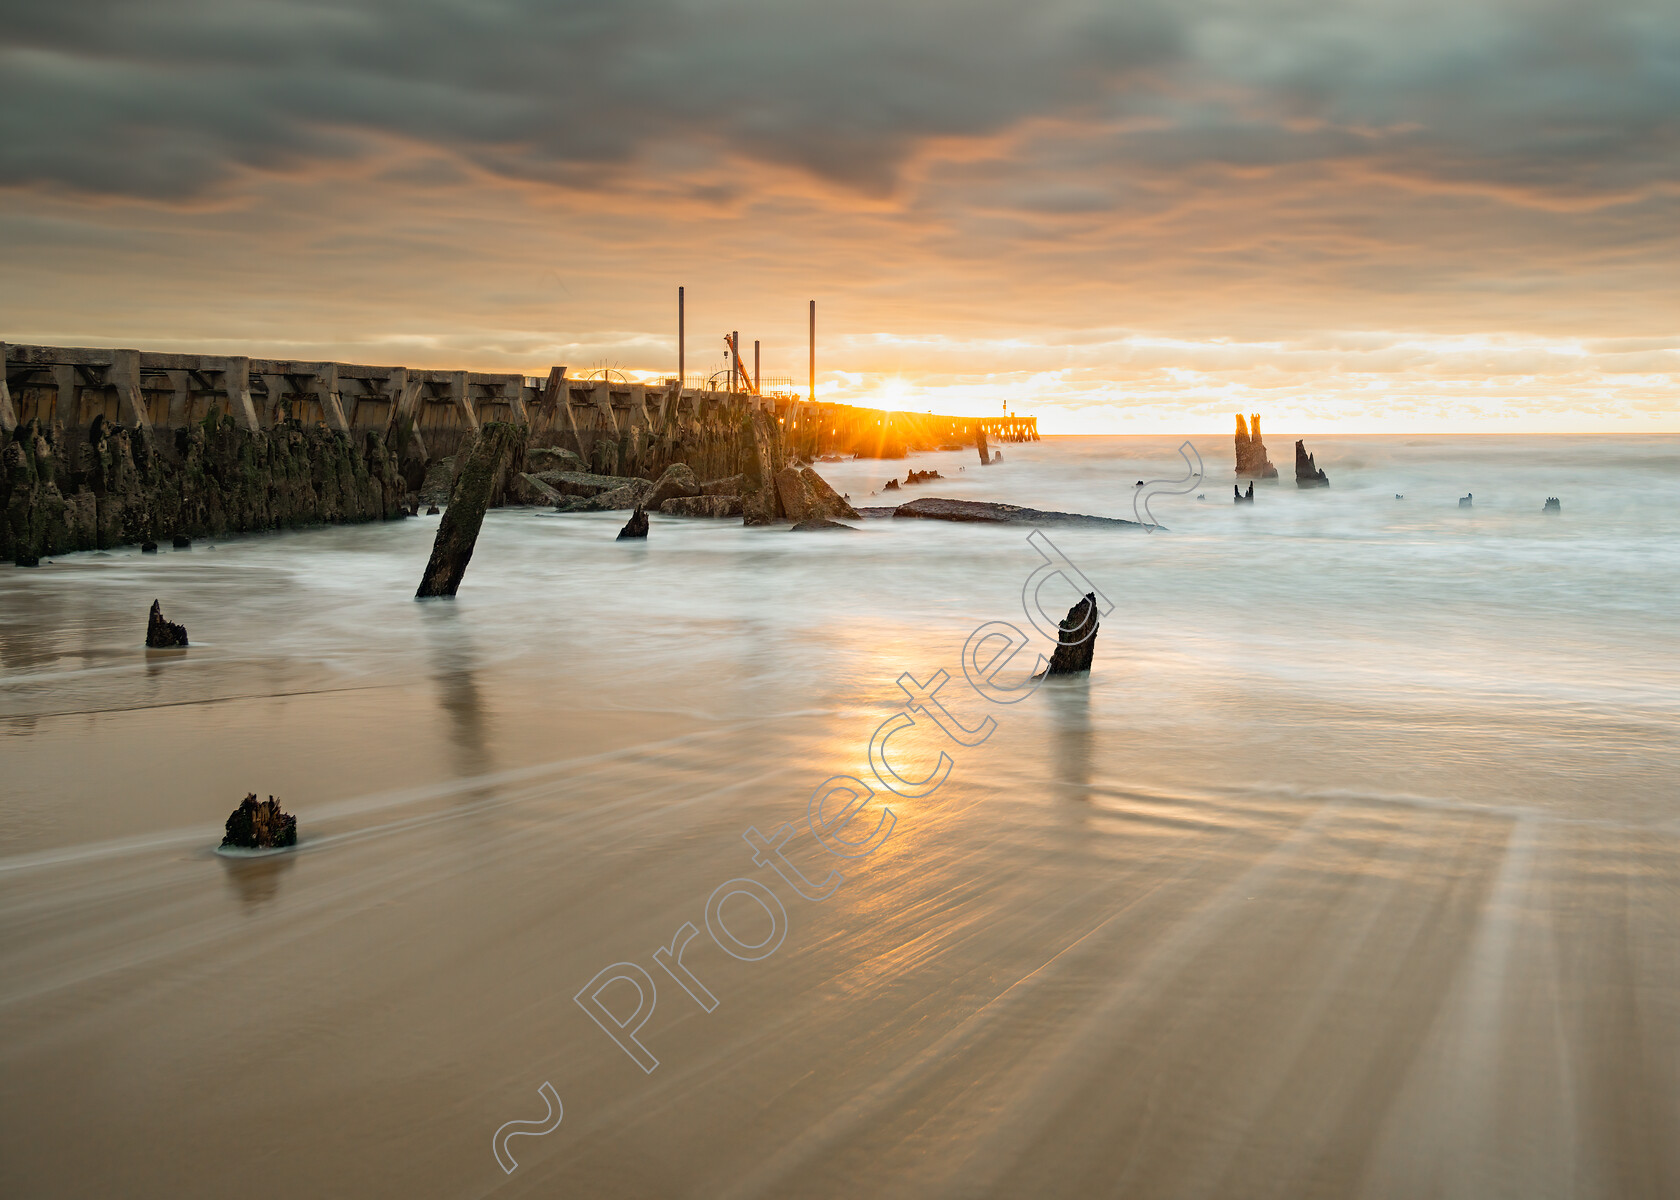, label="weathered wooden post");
[1042,594,1099,675]
[678,286,685,389]
[415,421,527,598]
[808,300,815,402]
